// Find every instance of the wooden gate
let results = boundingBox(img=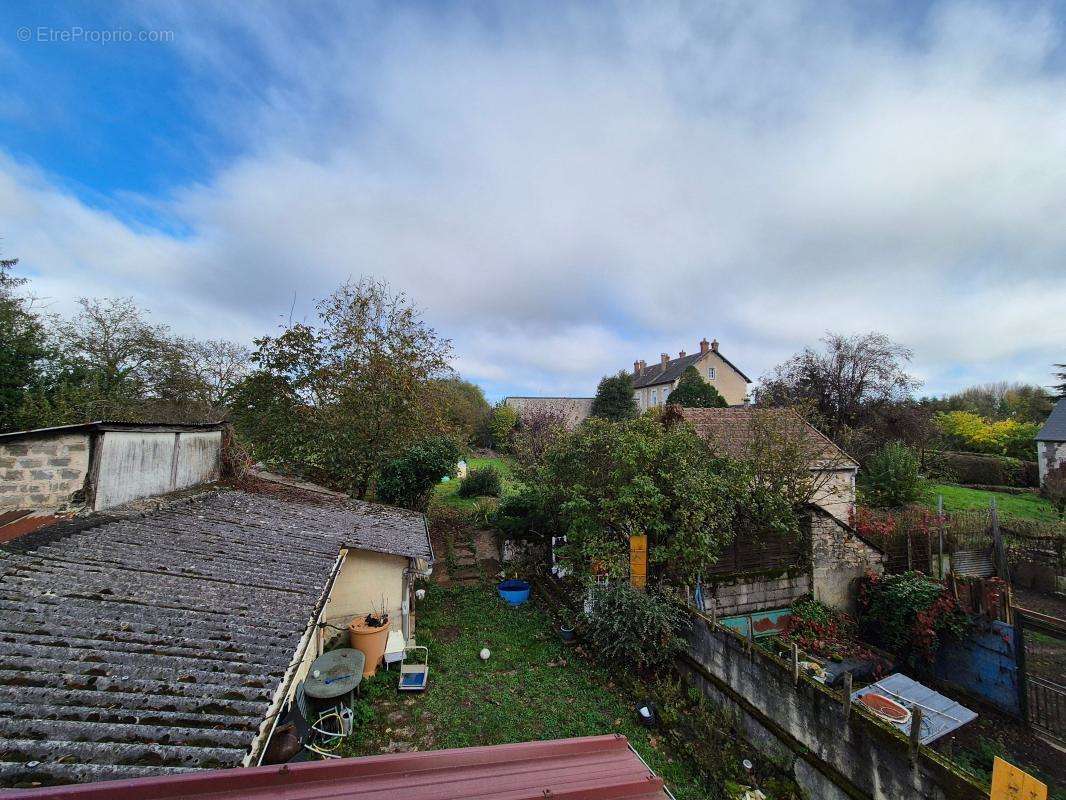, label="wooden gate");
[1016,607,1066,745]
